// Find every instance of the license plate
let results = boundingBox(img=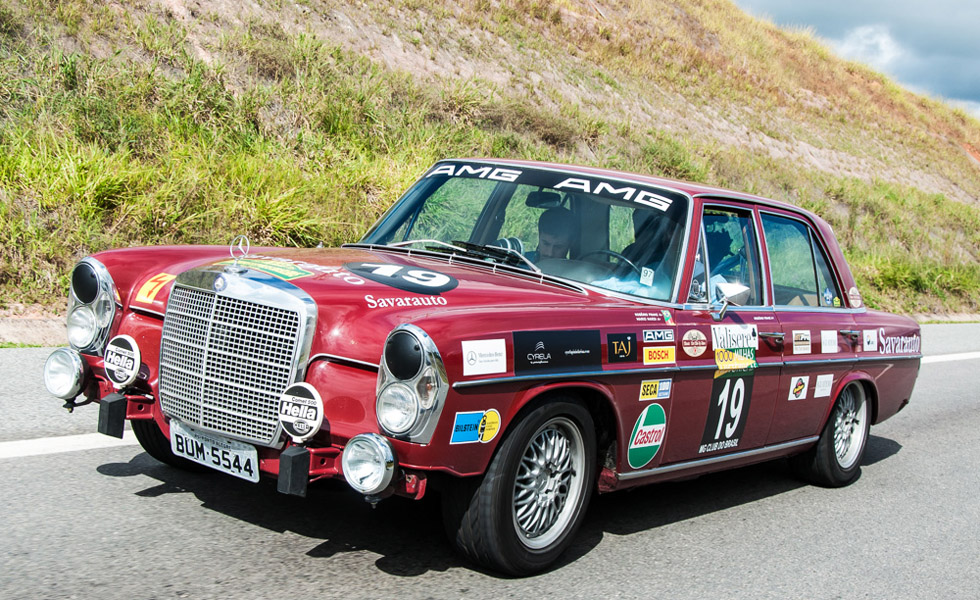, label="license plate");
[170,420,260,483]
